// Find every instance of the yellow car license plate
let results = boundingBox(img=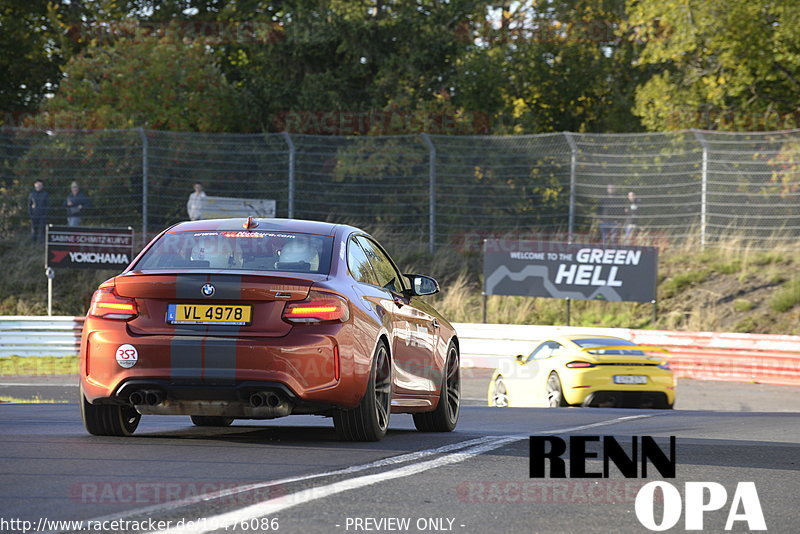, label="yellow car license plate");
[167,304,252,325]
[613,375,648,385]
